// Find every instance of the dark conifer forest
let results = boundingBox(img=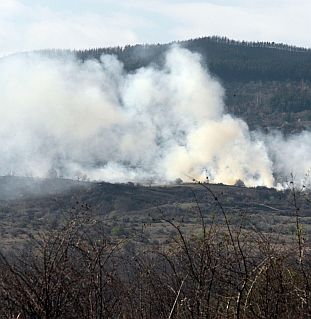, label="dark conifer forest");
[68,36,311,132]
